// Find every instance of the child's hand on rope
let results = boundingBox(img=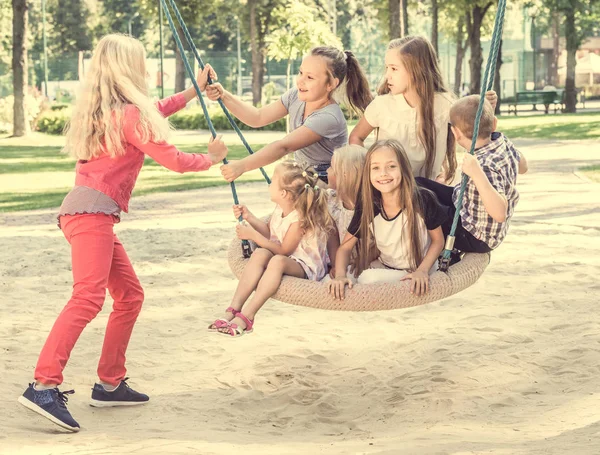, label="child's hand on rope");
[400,269,429,296]
[197,64,217,92]
[485,90,498,111]
[328,277,353,300]
[206,82,225,101]
[233,204,251,221]
[461,153,484,179]
[236,221,256,241]
[221,160,244,182]
[207,134,227,164]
